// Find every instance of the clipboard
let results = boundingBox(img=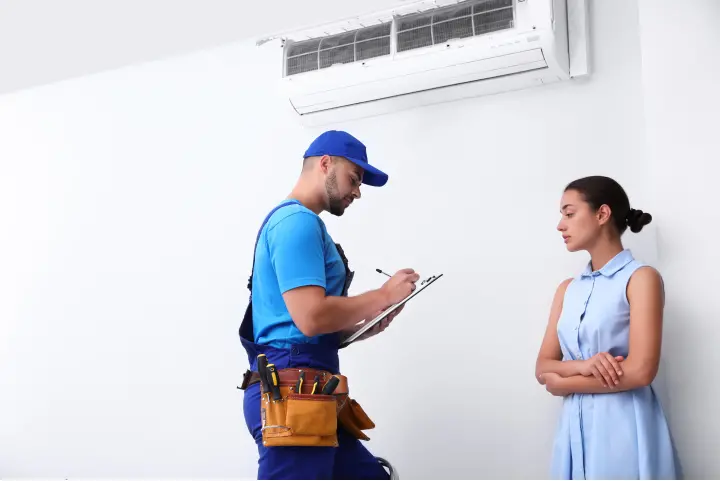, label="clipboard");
[339,273,444,348]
